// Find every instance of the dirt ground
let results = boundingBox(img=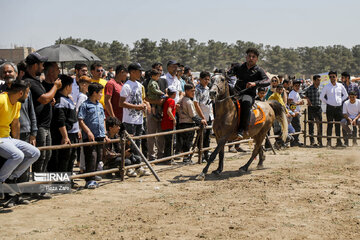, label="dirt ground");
[1,143,360,240]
